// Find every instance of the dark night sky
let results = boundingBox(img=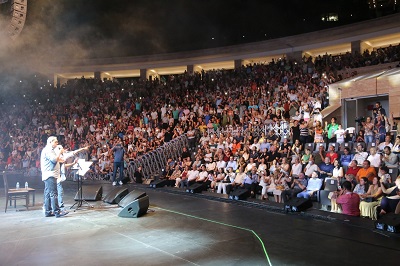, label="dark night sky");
[20,0,375,58]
